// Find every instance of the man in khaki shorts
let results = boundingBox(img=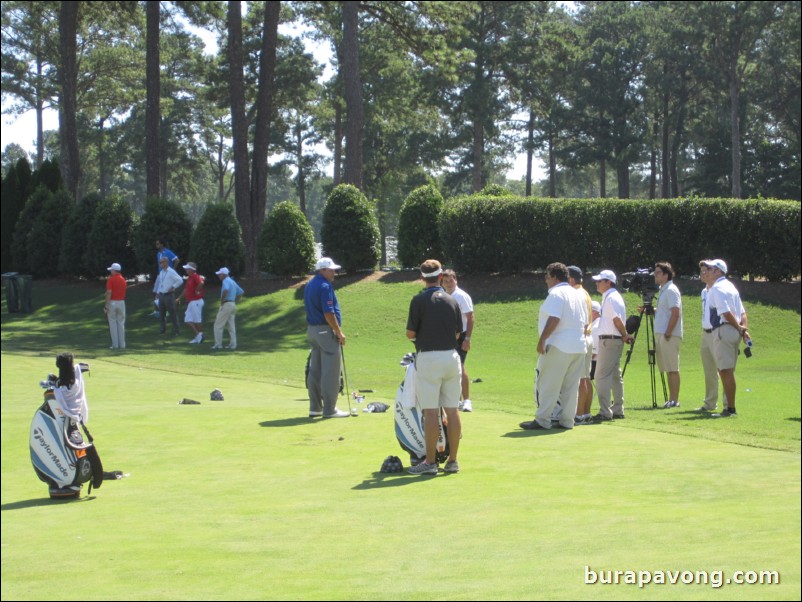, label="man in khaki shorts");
[654,262,683,408]
[406,260,463,475]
